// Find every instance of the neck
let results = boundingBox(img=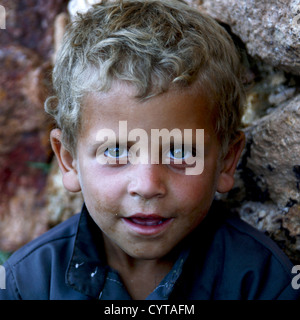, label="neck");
[102,234,179,299]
